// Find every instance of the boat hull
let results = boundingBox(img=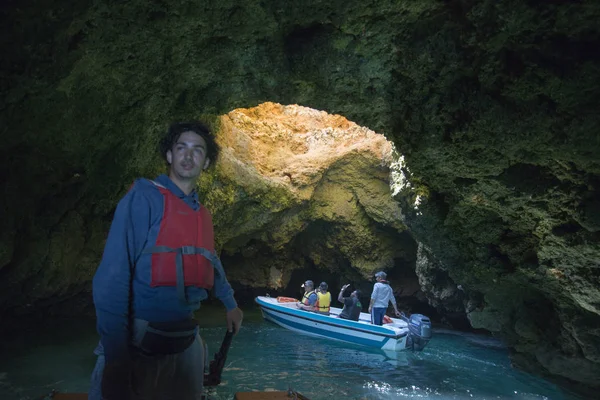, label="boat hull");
[255,296,409,352]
